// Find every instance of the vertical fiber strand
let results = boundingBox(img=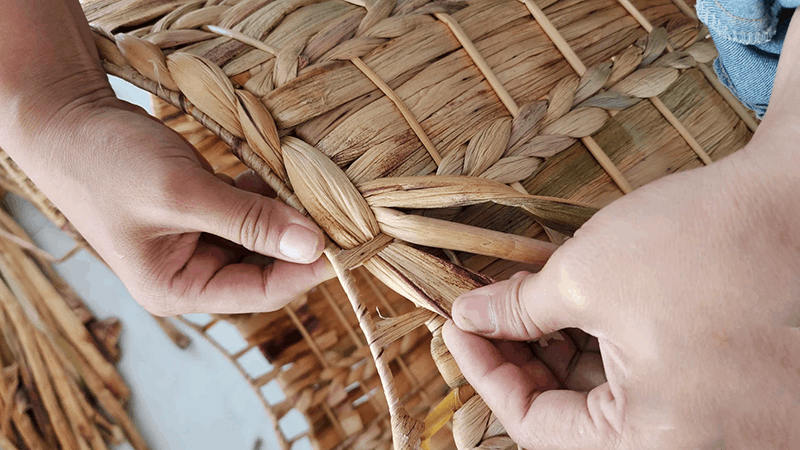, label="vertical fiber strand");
[519,0,587,74]
[434,13,520,117]
[432,12,544,195]
[521,0,713,179]
[612,0,714,164]
[324,246,424,450]
[518,0,634,193]
[318,280,392,426]
[351,57,443,165]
